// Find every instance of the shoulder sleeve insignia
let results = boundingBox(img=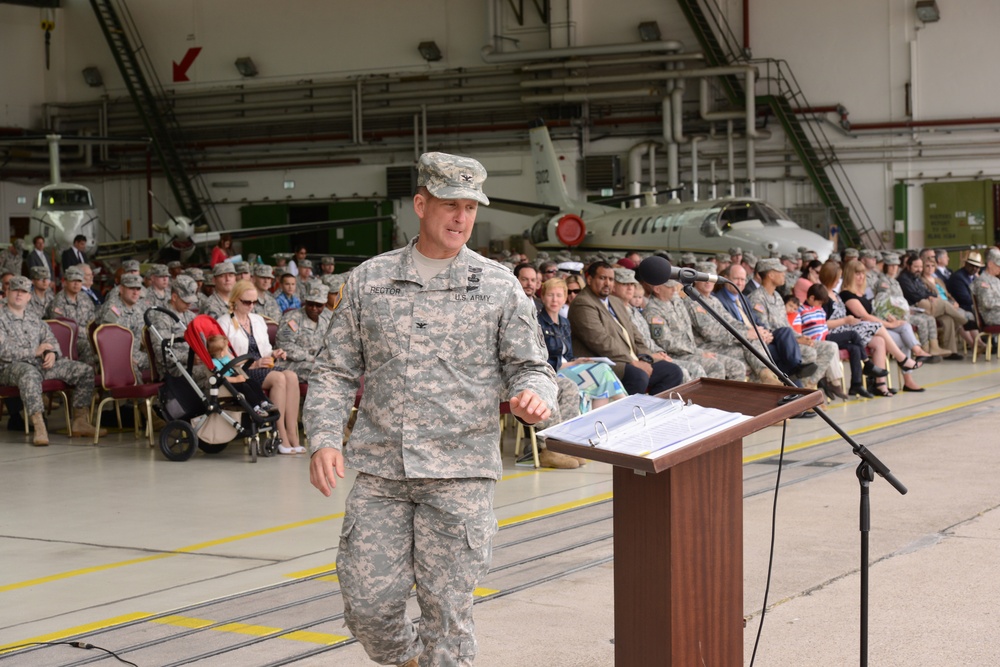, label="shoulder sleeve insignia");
[110,306,120,317]
[650,317,665,325]
[753,303,765,313]
[288,320,298,332]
